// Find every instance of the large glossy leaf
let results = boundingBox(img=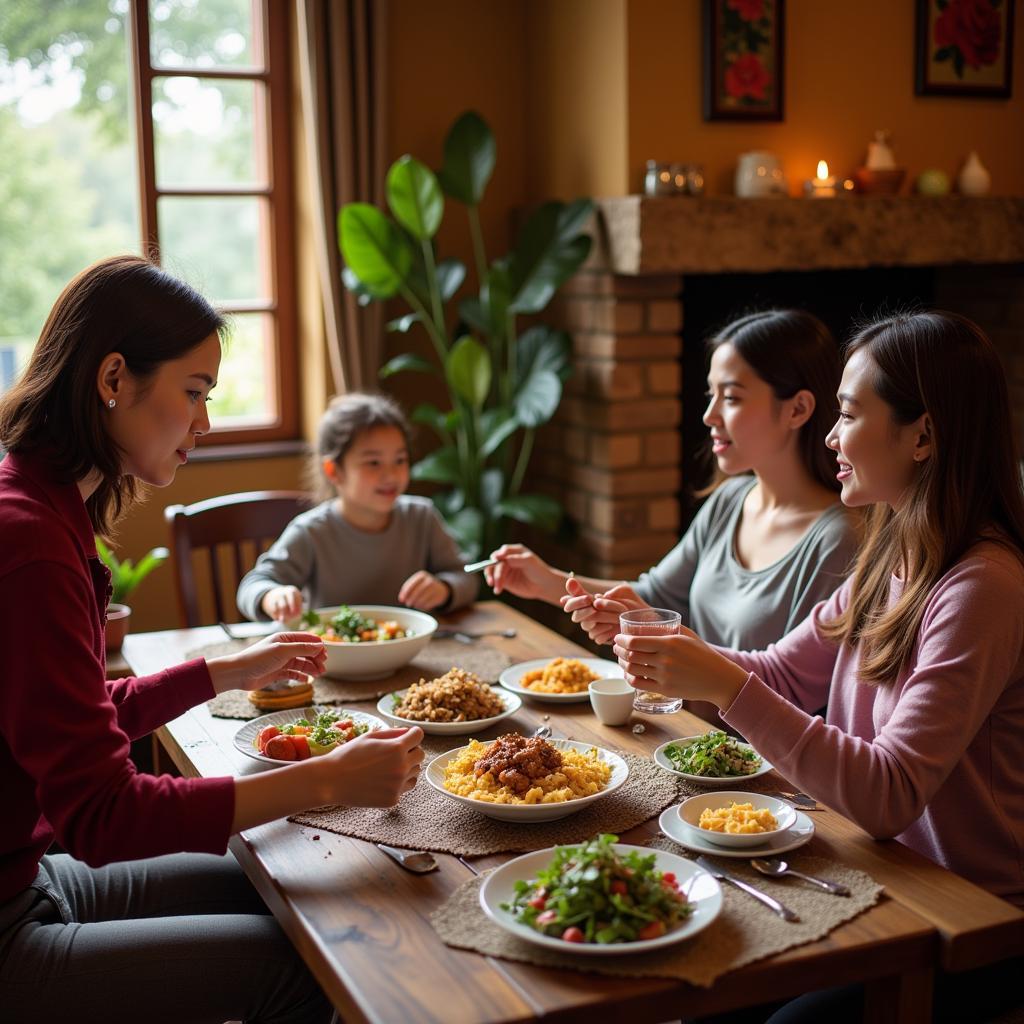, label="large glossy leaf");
[432,488,465,517]
[386,156,444,240]
[514,369,562,428]
[338,203,413,298]
[446,335,491,409]
[480,467,505,512]
[412,402,458,440]
[341,266,374,307]
[495,494,562,531]
[385,312,422,333]
[436,259,467,302]
[515,325,572,390]
[438,111,496,207]
[378,353,436,378]
[447,506,485,560]
[411,445,461,484]
[508,199,594,314]
[479,407,519,457]
[458,296,490,335]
